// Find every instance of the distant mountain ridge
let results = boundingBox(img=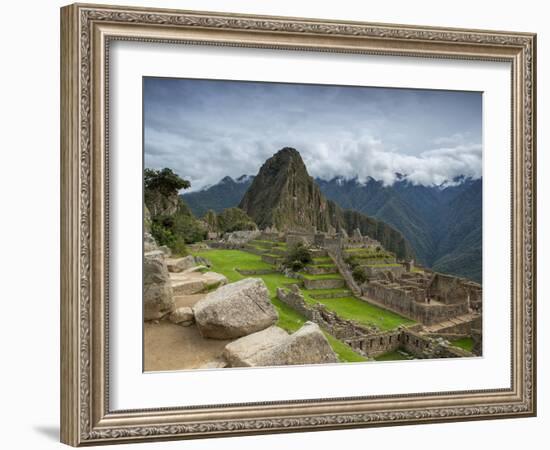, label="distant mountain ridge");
[182,156,482,282]
[182,175,254,217]
[316,176,482,282]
